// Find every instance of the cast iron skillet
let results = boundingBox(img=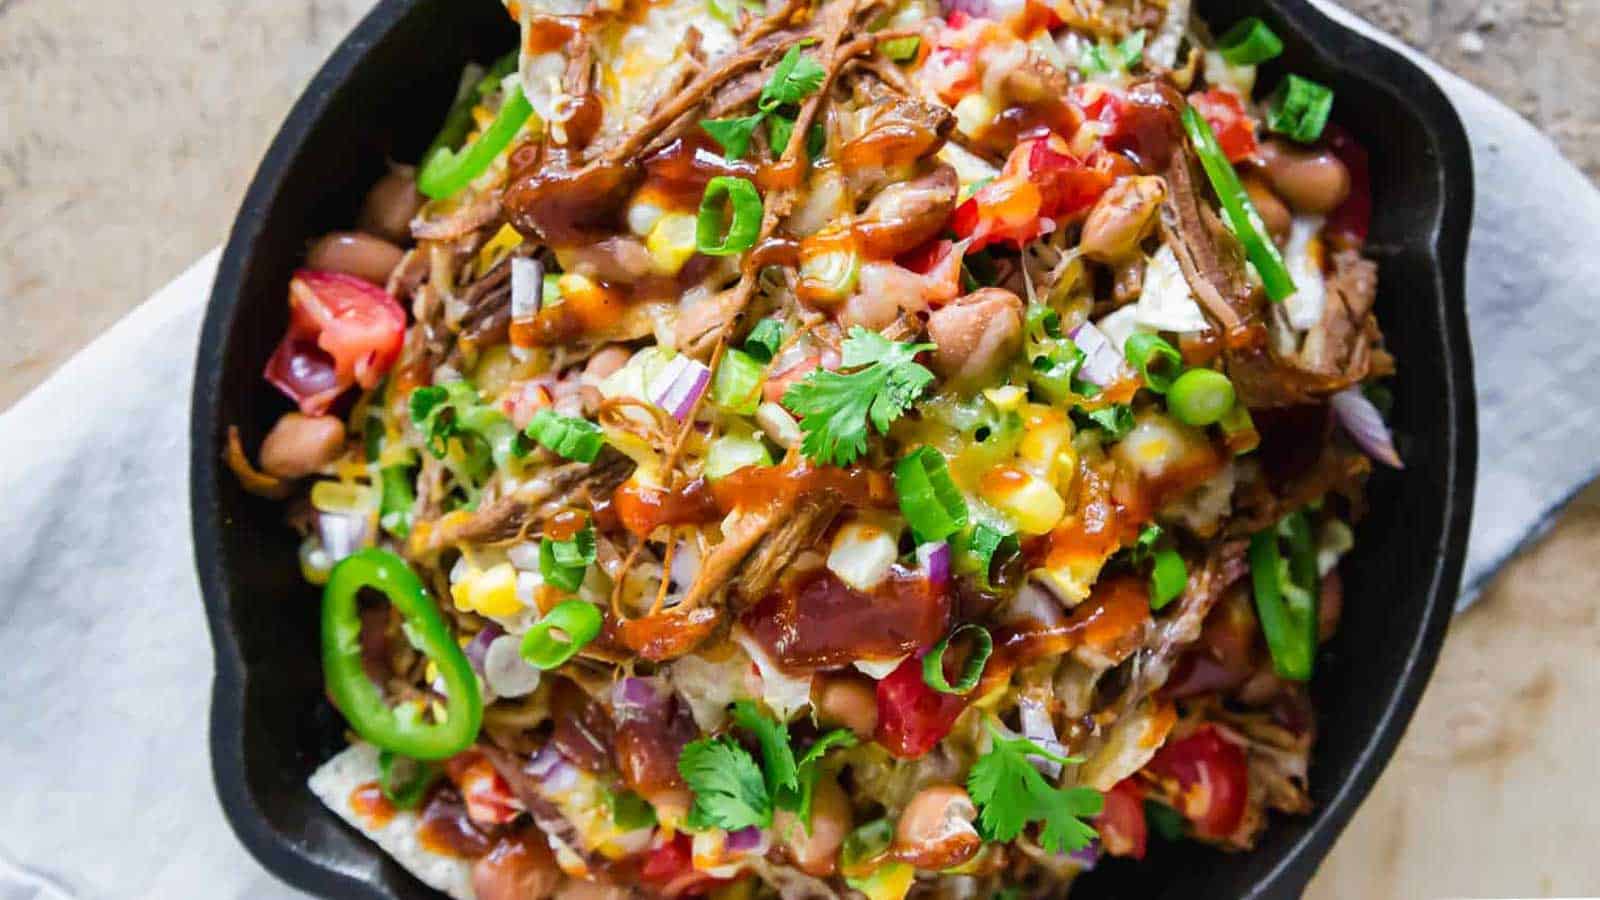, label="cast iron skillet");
[190,0,1476,896]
